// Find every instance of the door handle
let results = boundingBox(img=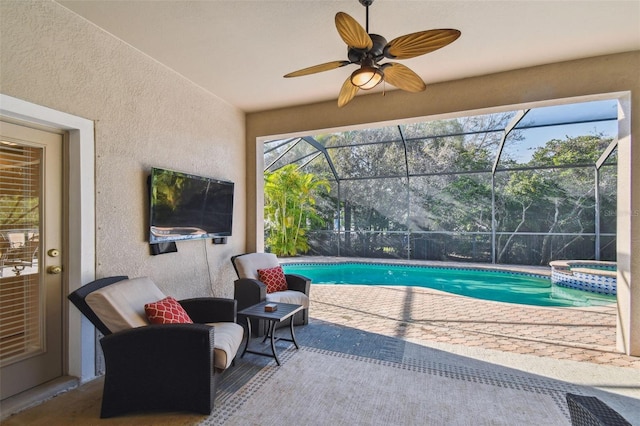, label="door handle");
[47,265,62,274]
